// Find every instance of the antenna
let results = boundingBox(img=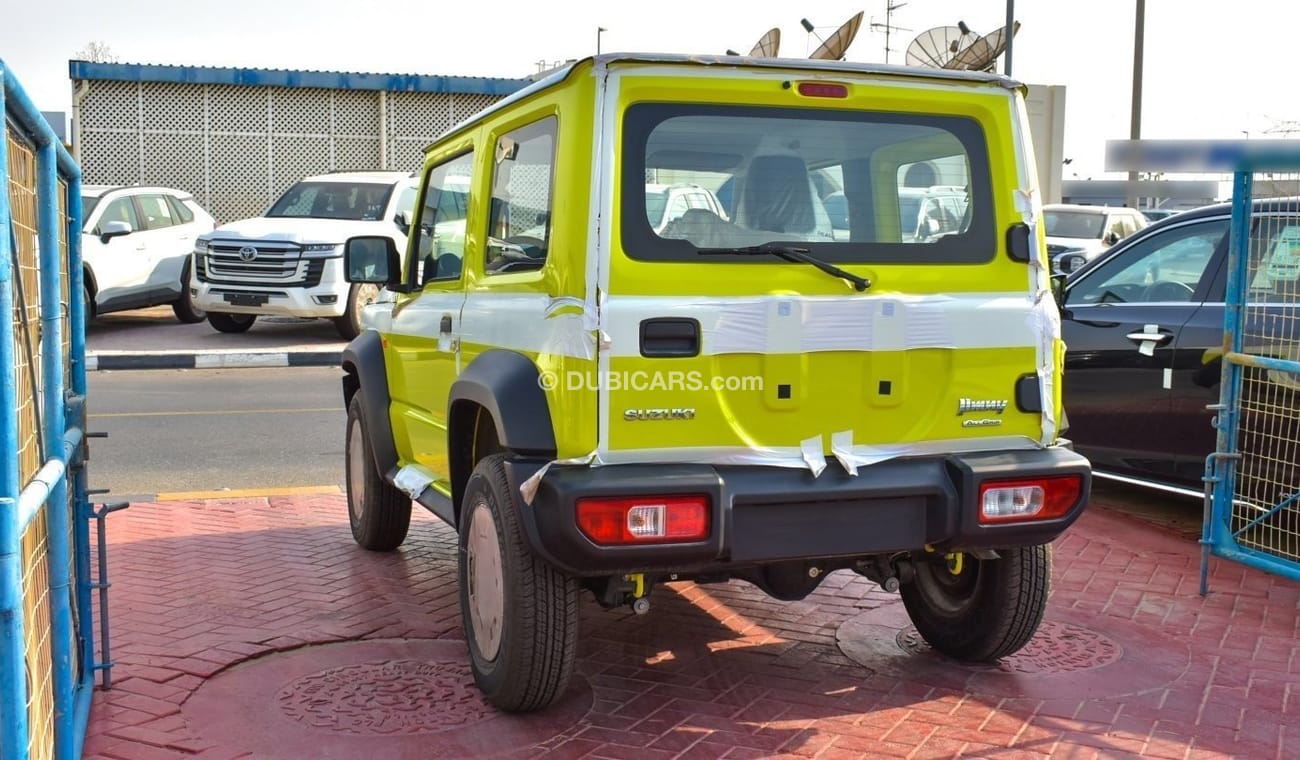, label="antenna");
[905,25,979,68]
[749,28,781,57]
[809,11,865,61]
[869,2,911,64]
[943,21,1020,72]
